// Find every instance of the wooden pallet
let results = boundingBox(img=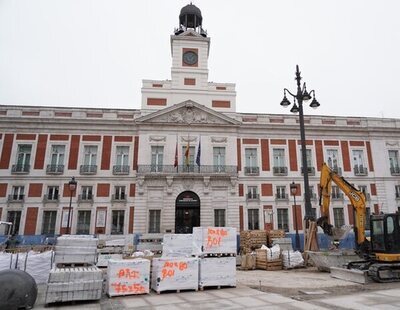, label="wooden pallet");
[256,258,283,271]
[154,288,198,295]
[199,285,236,291]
